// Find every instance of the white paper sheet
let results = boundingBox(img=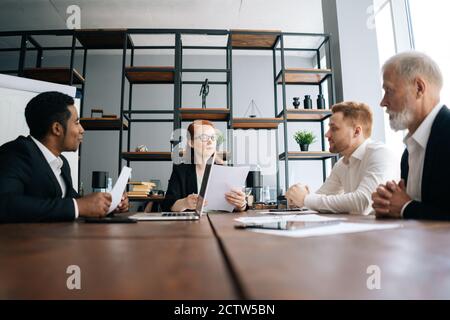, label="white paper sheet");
[249,222,401,238]
[204,165,250,212]
[108,166,132,213]
[258,208,319,215]
[235,214,347,224]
